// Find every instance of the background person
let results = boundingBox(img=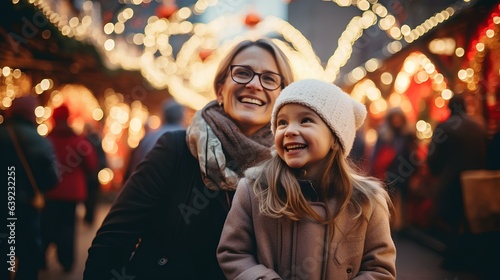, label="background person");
[83,38,295,280]
[125,98,186,180]
[0,96,59,280]
[83,122,108,225]
[370,107,417,231]
[426,94,488,271]
[217,79,396,279]
[41,105,98,272]
[487,118,500,170]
